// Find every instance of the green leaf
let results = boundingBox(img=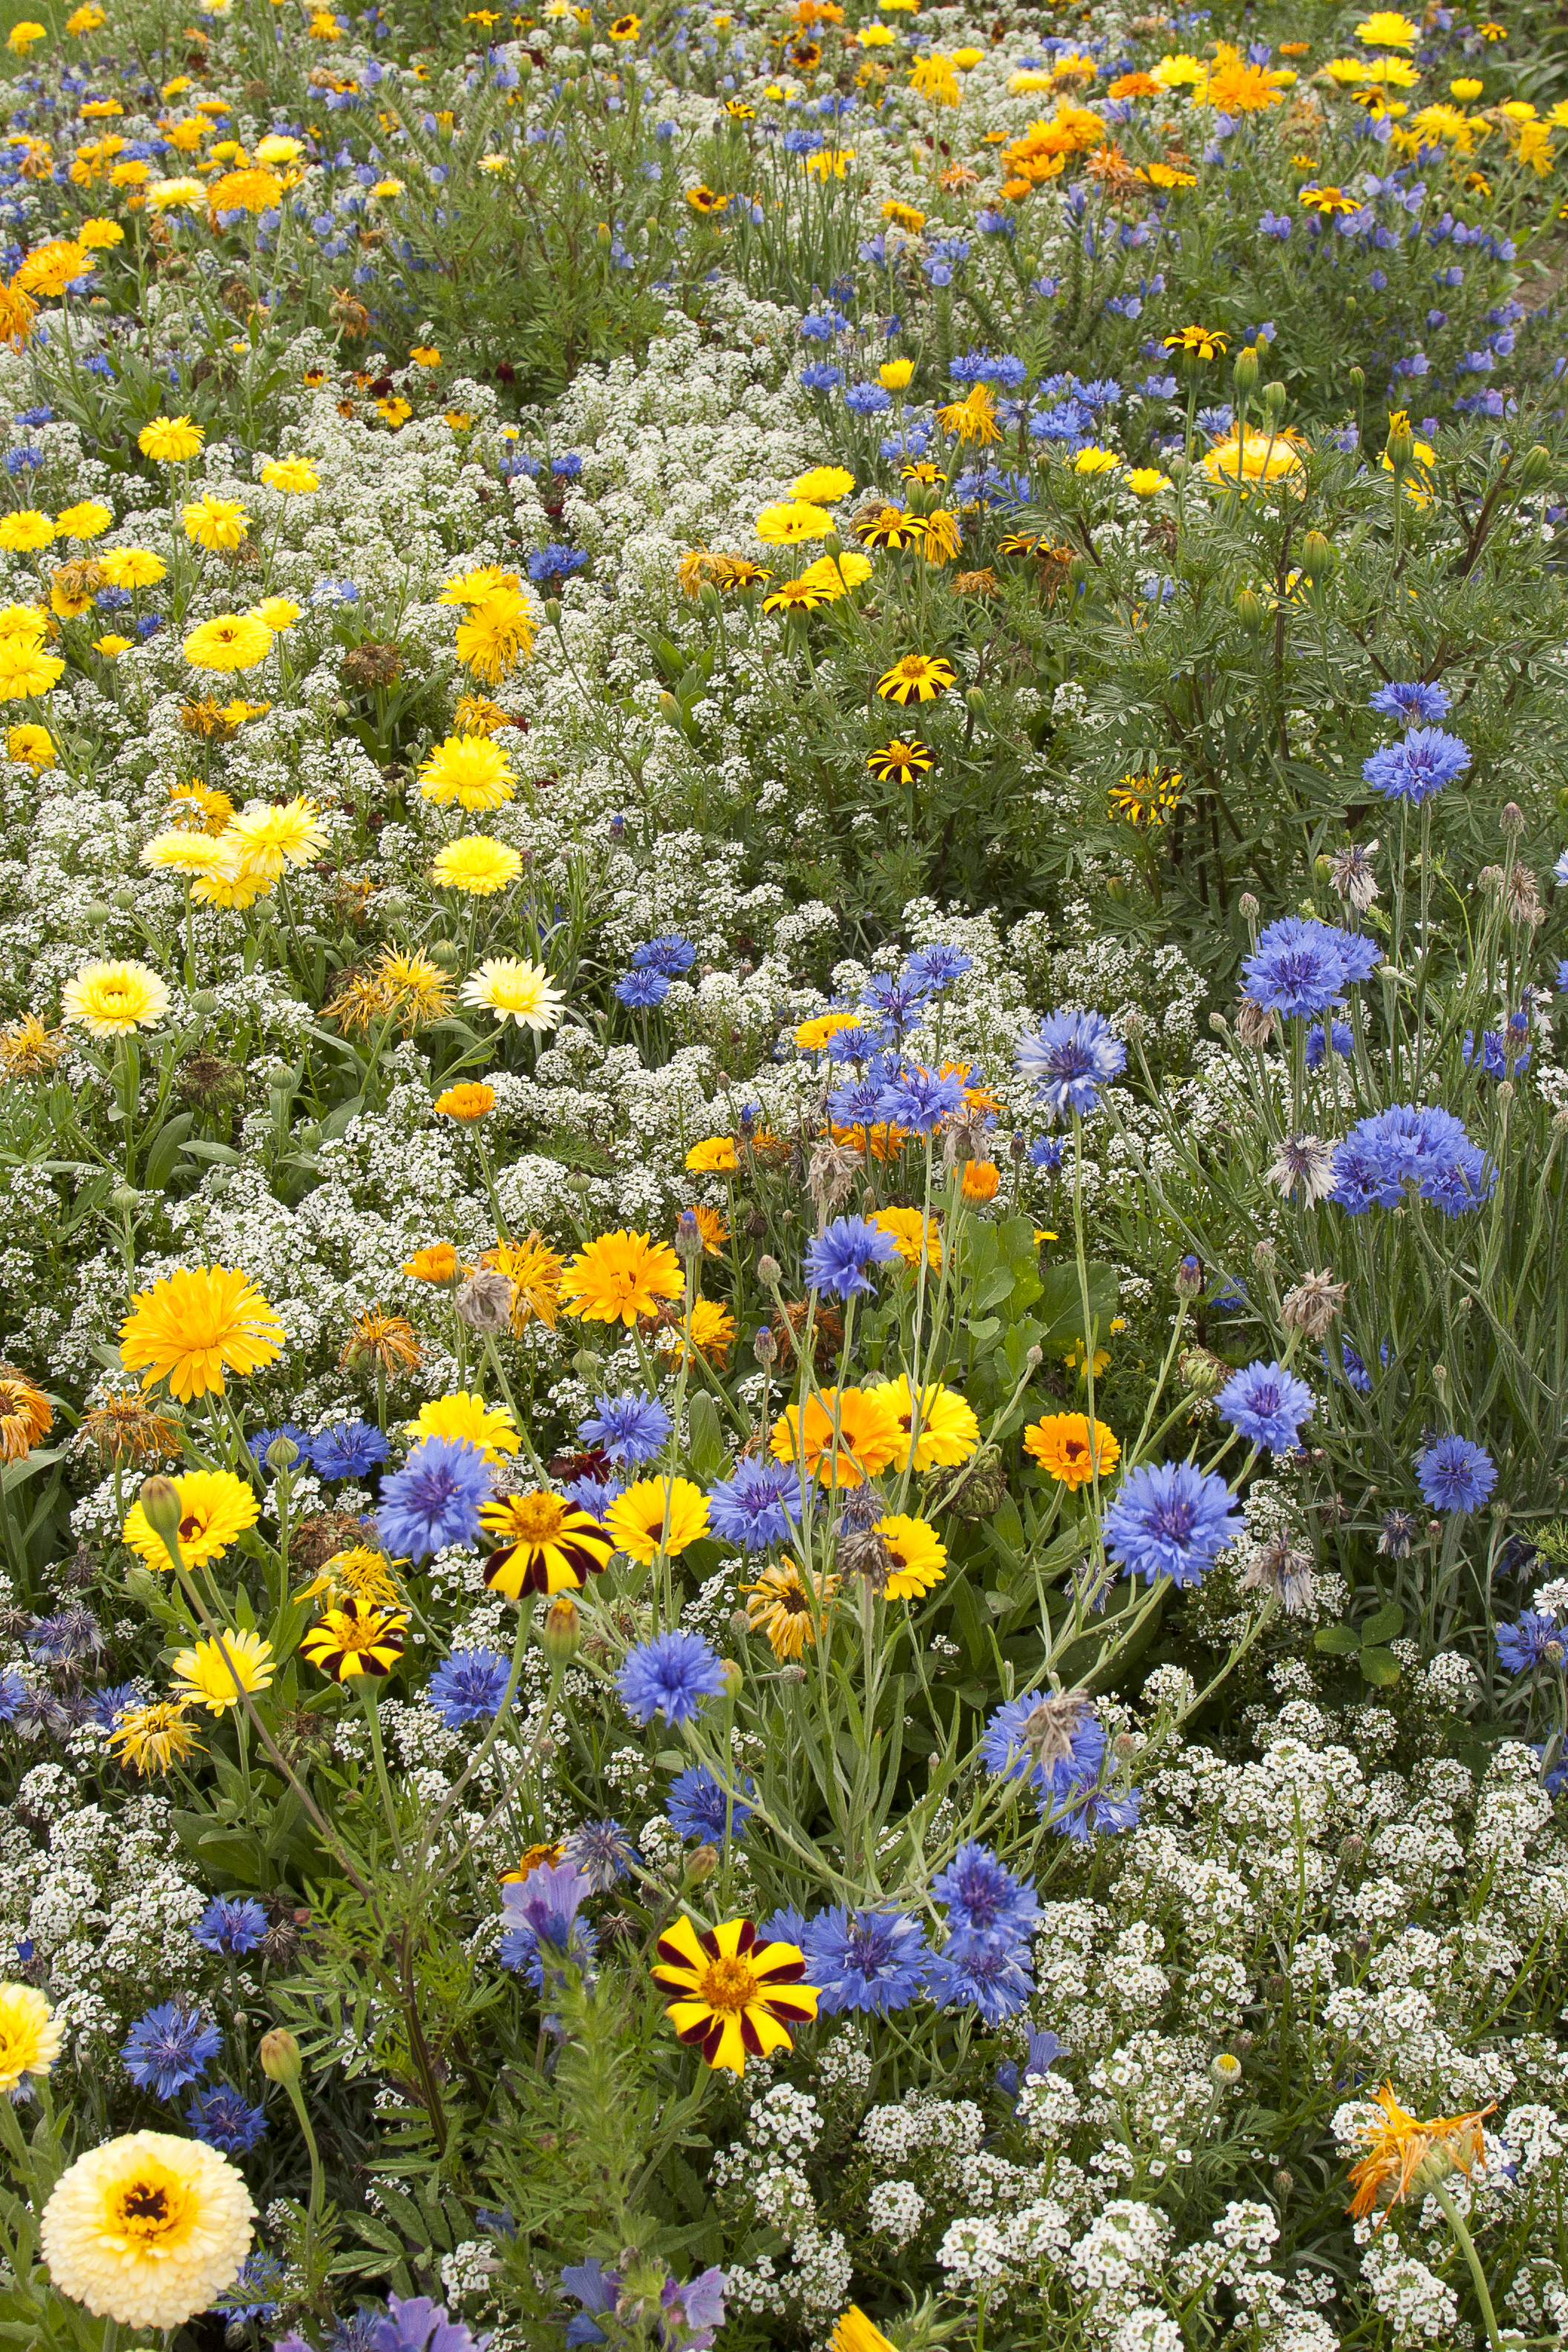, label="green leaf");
[1313,1624,1362,1656]
[685,1391,728,1483]
[142,1111,195,1192]
[1361,1602,1405,1644]
[1360,1647,1402,1687]
[1036,1260,1120,1348]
